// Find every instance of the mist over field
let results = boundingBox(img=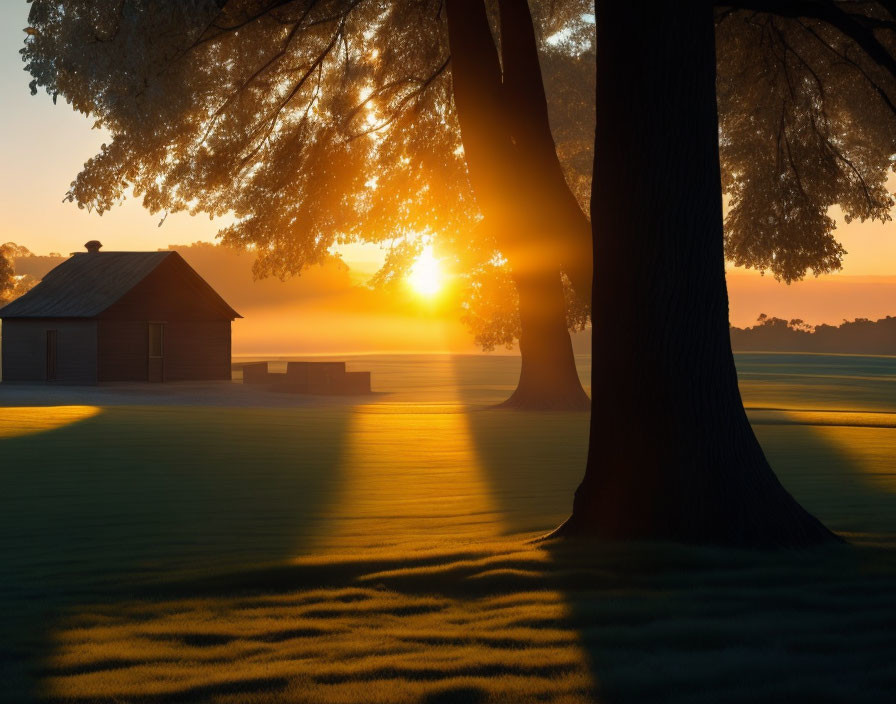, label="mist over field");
[6,242,893,359]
